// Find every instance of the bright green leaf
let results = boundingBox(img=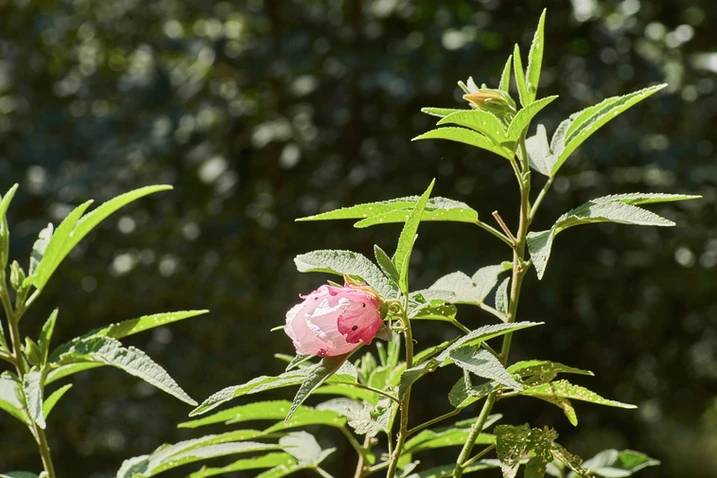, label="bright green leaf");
[45,362,104,385]
[525,9,547,103]
[409,302,457,322]
[506,95,558,142]
[448,348,523,391]
[43,384,72,419]
[508,360,594,387]
[499,55,513,93]
[412,127,514,160]
[513,45,529,107]
[286,354,353,423]
[179,400,294,428]
[420,107,468,118]
[374,244,400,285]
[448,373,497,409]
[521,379,636,409]
[437,110,508,144]
[82,310,209,341]
[188,452,296,478]
[404,419,496,454]
[407,460,499,478]
[393,180,434,292]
